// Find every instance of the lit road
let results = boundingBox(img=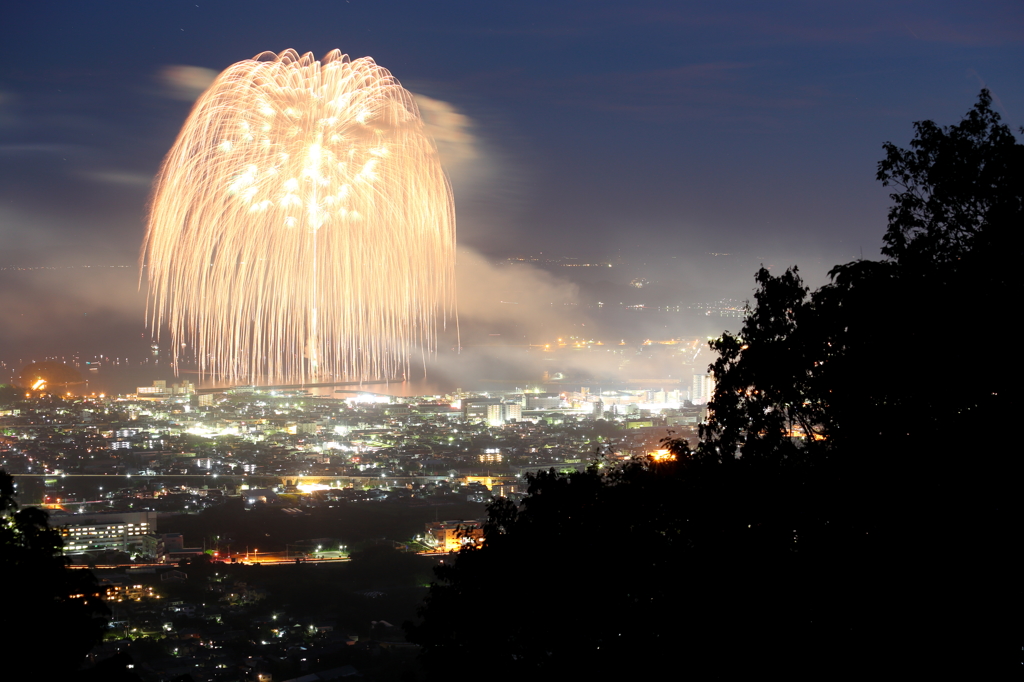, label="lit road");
[68,555,350,569]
